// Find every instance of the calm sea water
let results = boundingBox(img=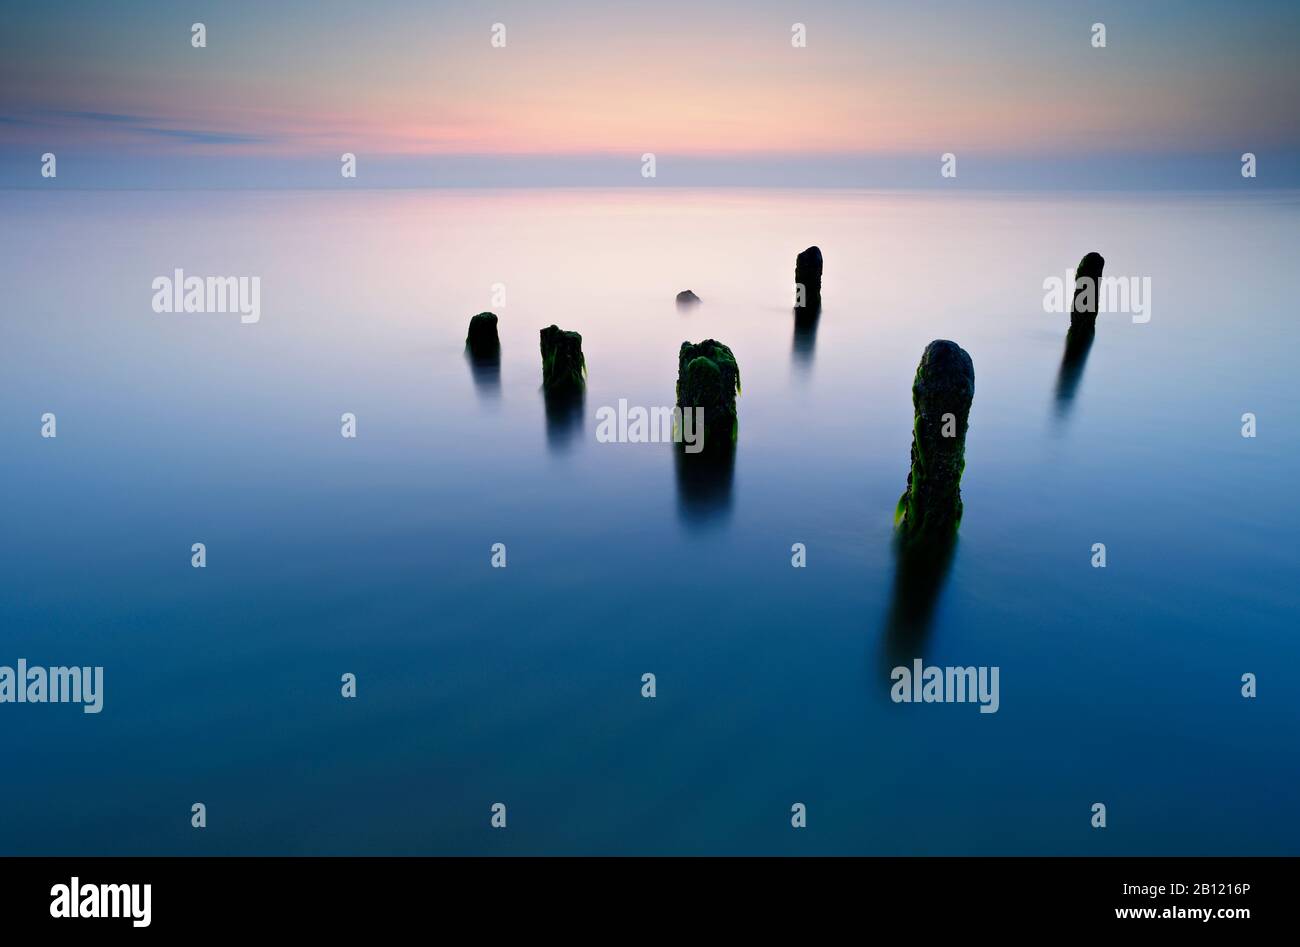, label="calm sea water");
[1,188,1297,855]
